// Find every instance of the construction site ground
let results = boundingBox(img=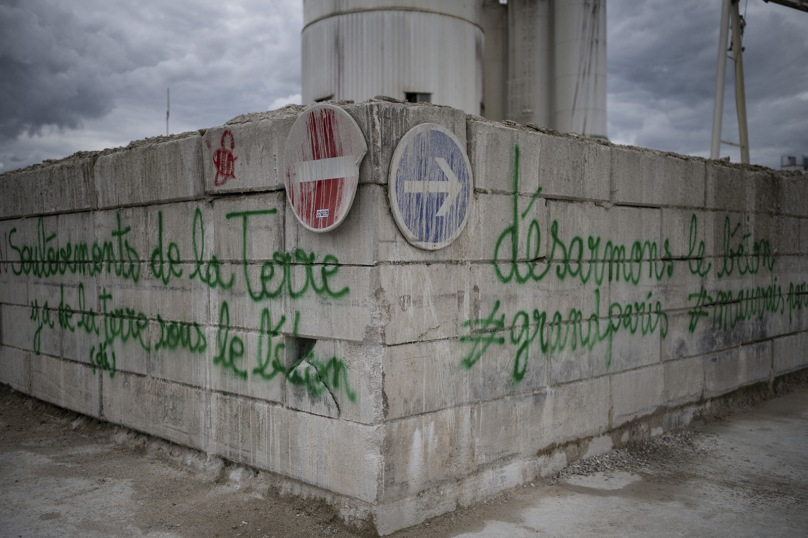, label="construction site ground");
[1,378,806,538]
